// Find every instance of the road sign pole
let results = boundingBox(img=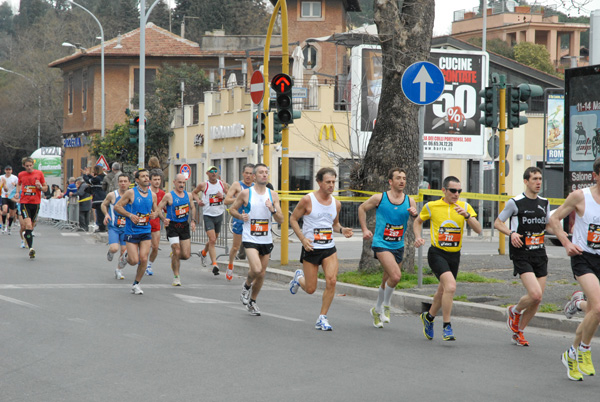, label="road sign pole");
[418,106,425,288]
[498,76,507,255]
